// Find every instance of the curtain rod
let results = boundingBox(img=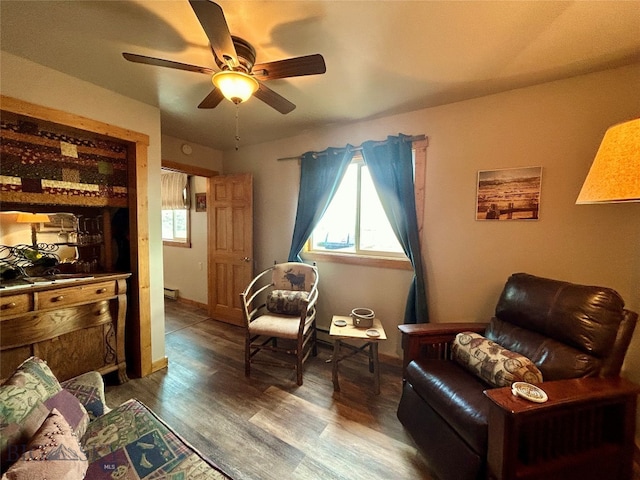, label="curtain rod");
[276,134,427,161]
